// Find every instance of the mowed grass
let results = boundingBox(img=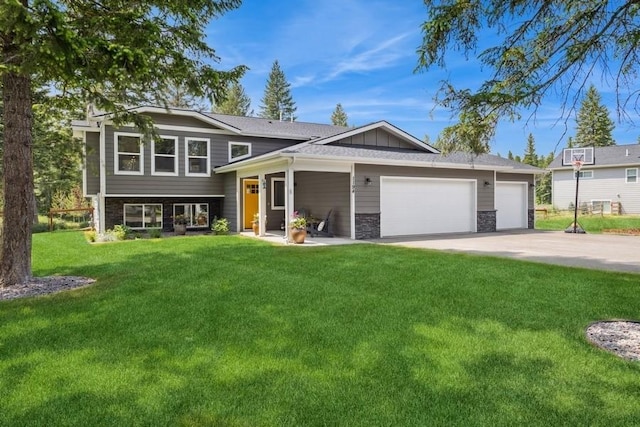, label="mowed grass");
[1,232,640,426]
[536,211,640,233]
